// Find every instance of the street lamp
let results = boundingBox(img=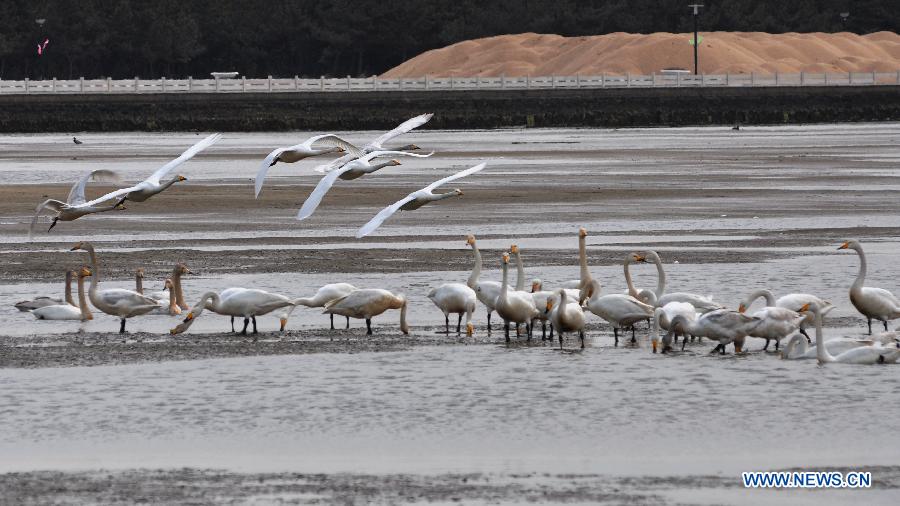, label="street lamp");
[688,4,703,75]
